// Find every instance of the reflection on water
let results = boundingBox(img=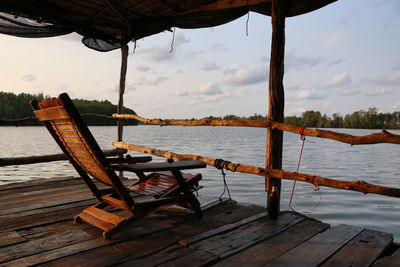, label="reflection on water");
[1,126,400,241]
